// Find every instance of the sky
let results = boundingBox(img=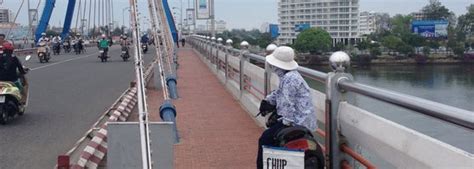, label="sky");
[0,0,472,30]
